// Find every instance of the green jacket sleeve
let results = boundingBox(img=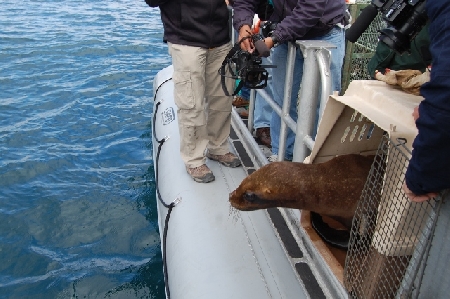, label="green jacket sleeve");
[367,24,431,79]
[367,42,395,79]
